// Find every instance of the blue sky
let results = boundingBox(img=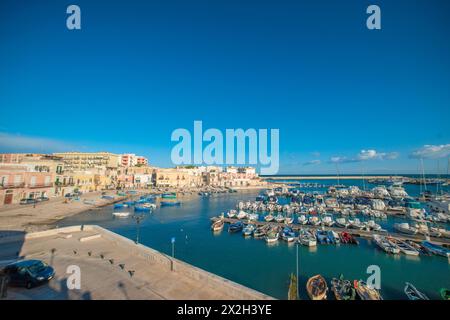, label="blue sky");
[1,0,450,174]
